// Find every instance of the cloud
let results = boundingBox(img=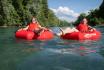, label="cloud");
[50,6,79,22]
[59,16,77,22]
